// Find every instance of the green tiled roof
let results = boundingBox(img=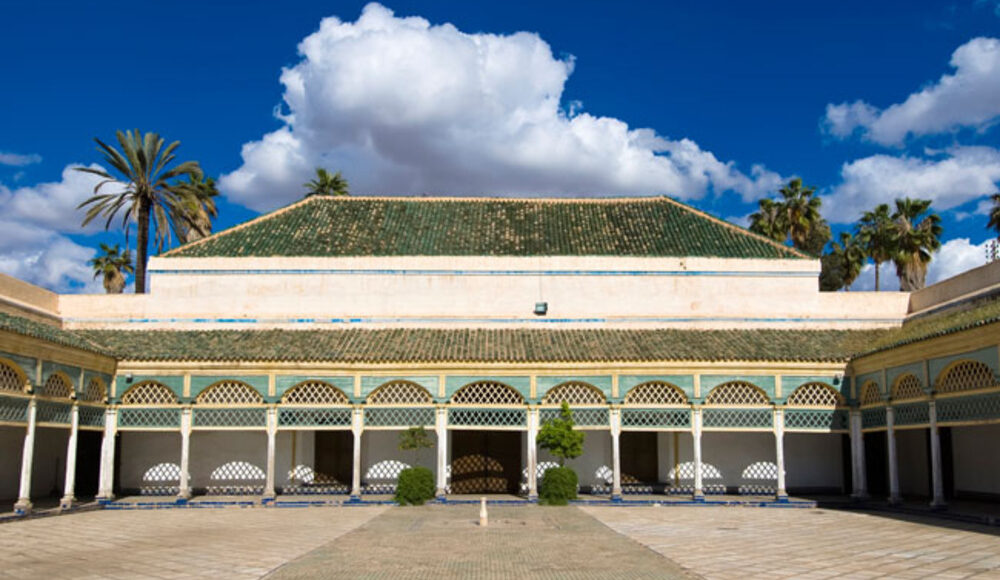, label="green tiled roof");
[857,293,1000,358]
[79,328,882,363]
[0,312,111,356]
[162,197,807,259]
